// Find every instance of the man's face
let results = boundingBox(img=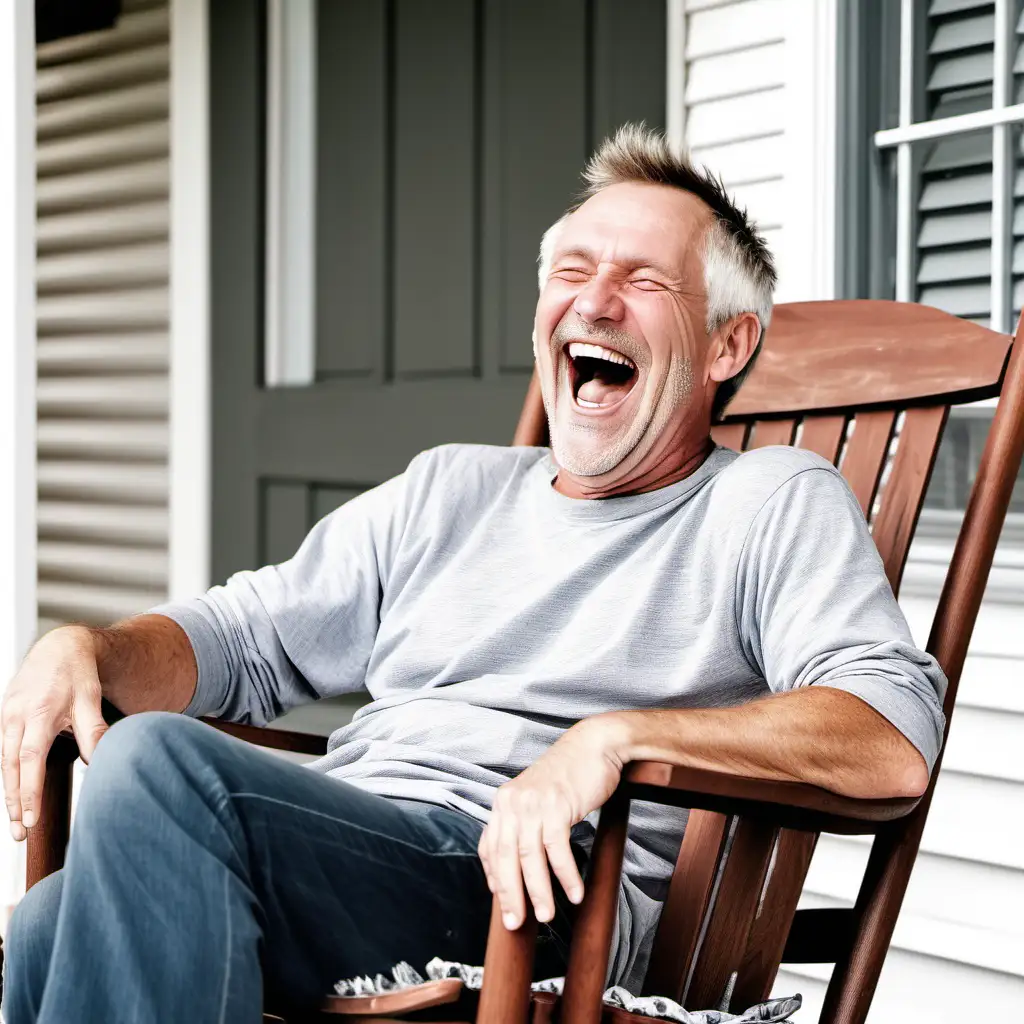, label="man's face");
[534,182,713,483]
